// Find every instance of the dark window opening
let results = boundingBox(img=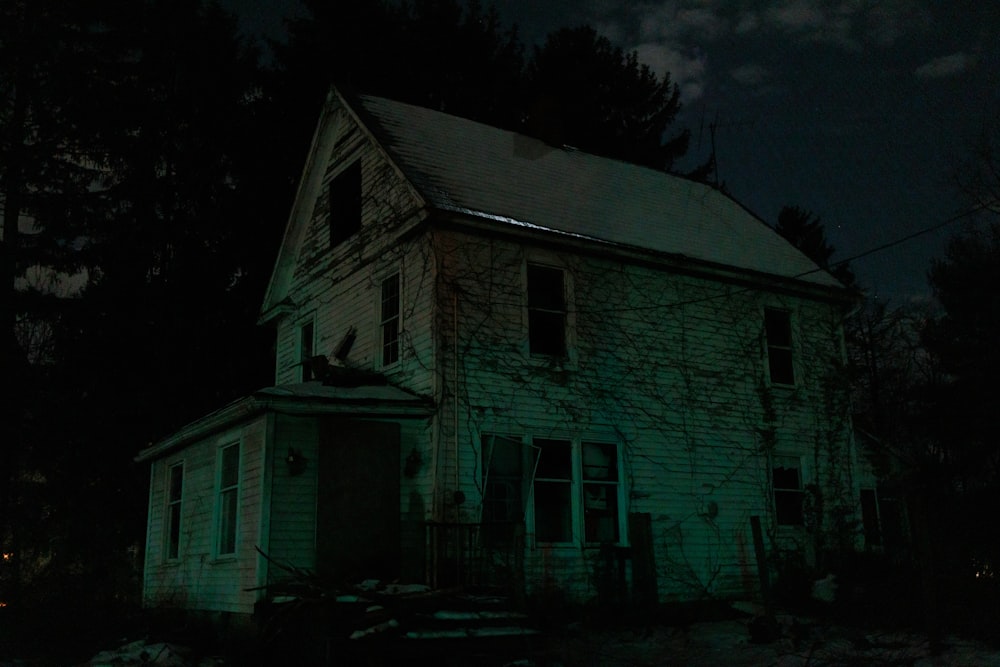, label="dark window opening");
[329,159,362,247]
[765,308,794,385]
[773,456,804,526]
[583,442,619,543]
[533,439,572,542]
[381,274,400,366]
[218,443,240,555]
[860,488,882,548]
[166,463,183,559]
[300,321,315,381]
[527,264,566,356]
